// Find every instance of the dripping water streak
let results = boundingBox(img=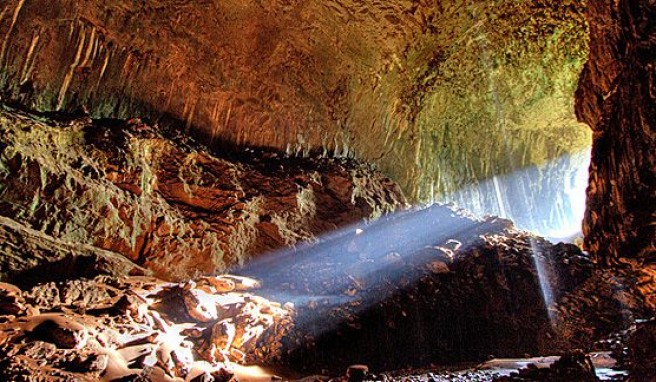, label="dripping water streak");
[98,49,110,88]
[57,25,87,110]
[530,237,556,324]
[185,98,197,134]
[20,30,39,84]
[0,0,26,67]
[224,100,232,132]
[209,98,222,146]
[79,27,96,69]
